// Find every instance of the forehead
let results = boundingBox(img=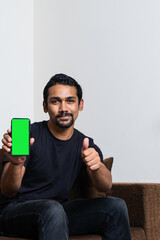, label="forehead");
[48,84,77,98]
